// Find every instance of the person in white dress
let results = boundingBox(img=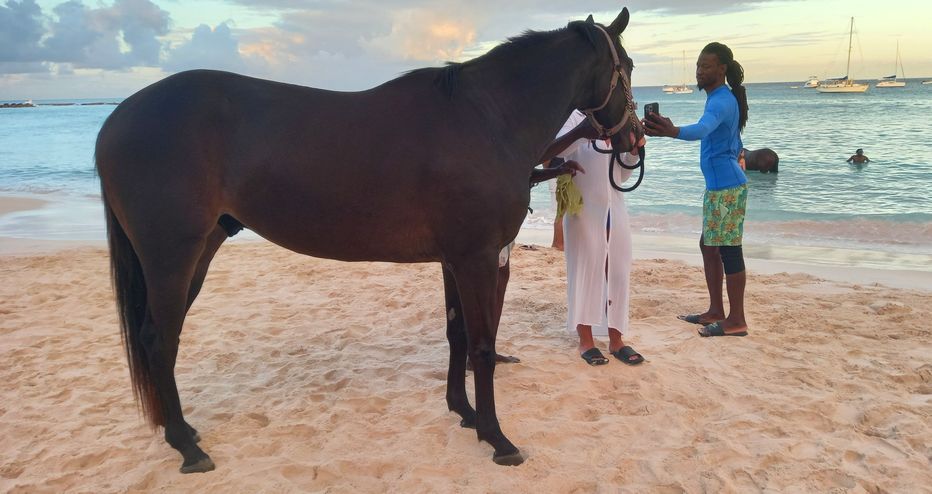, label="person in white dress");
[541,111,645,366]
